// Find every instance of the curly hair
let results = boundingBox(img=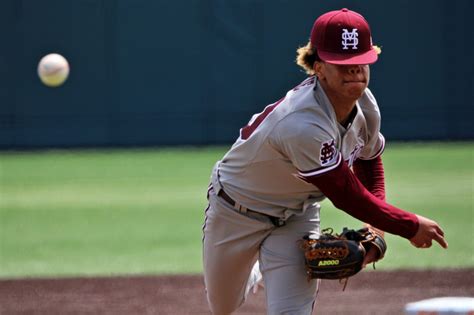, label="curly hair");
[296,41,321,75]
